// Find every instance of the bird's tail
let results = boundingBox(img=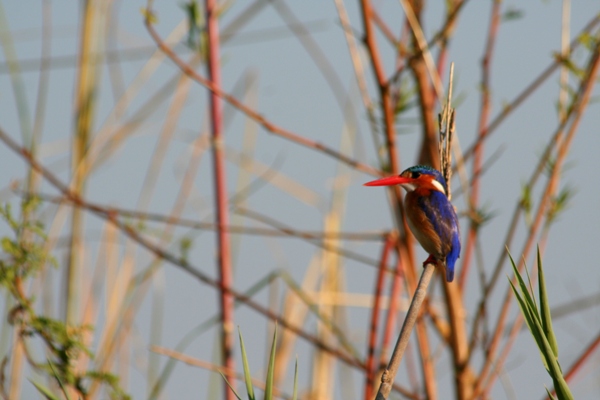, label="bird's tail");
[445,263,454,282]
[445,240,461,282]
